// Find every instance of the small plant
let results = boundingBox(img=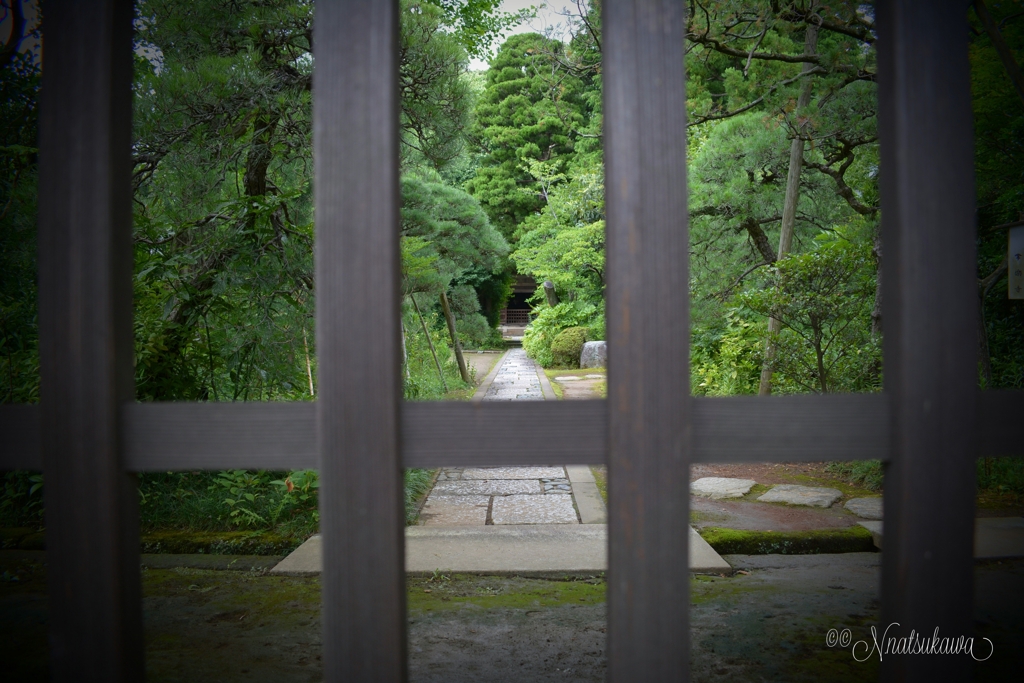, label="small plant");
[428,568,452,585]
[270,469,320,526]
[0,471,45,527]
[209,470,268,528]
